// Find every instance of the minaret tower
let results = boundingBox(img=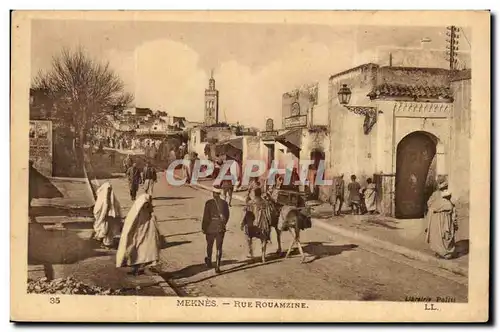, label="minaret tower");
[204,69,219,126]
